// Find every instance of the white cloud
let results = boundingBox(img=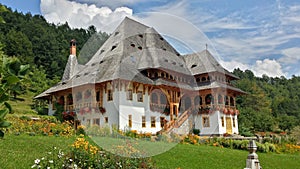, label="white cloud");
[219,60,250,72]
[69,0,149,9]
[40,0,133,33]
[280,47,300,64]
[253,59,285,77]
[220,59,285,78]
